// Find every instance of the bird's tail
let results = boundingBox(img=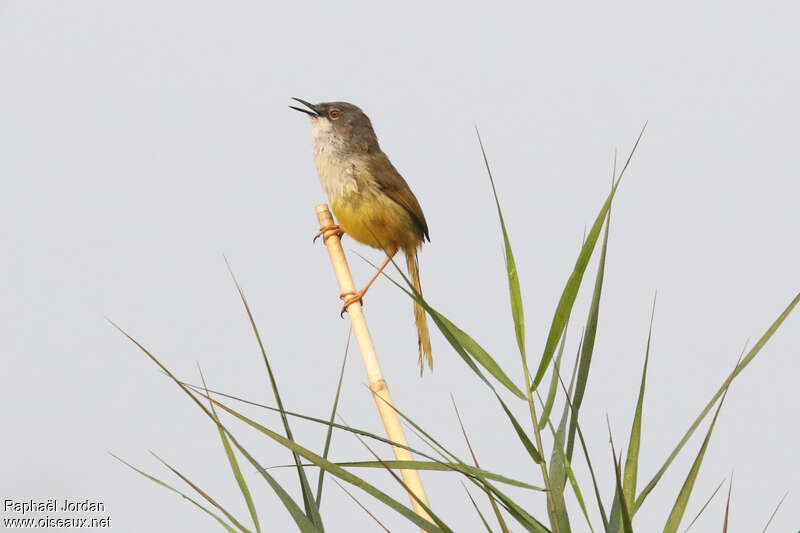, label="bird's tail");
[405,249,432,375]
